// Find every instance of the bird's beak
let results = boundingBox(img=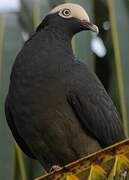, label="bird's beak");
[81,20,99,34]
